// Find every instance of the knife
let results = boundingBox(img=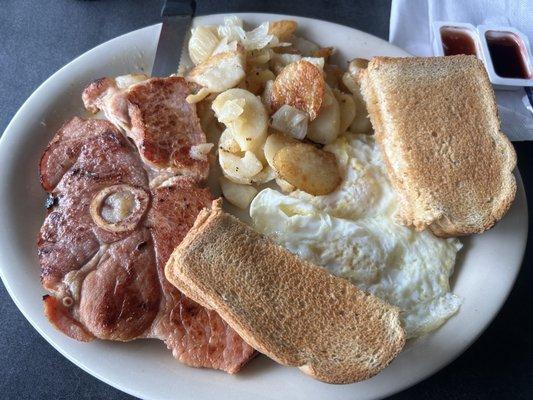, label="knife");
[151,0,196,77]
